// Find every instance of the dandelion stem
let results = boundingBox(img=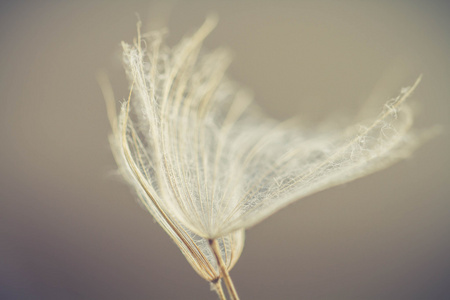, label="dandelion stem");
[209,239,240,300]
[213,280,227,300]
